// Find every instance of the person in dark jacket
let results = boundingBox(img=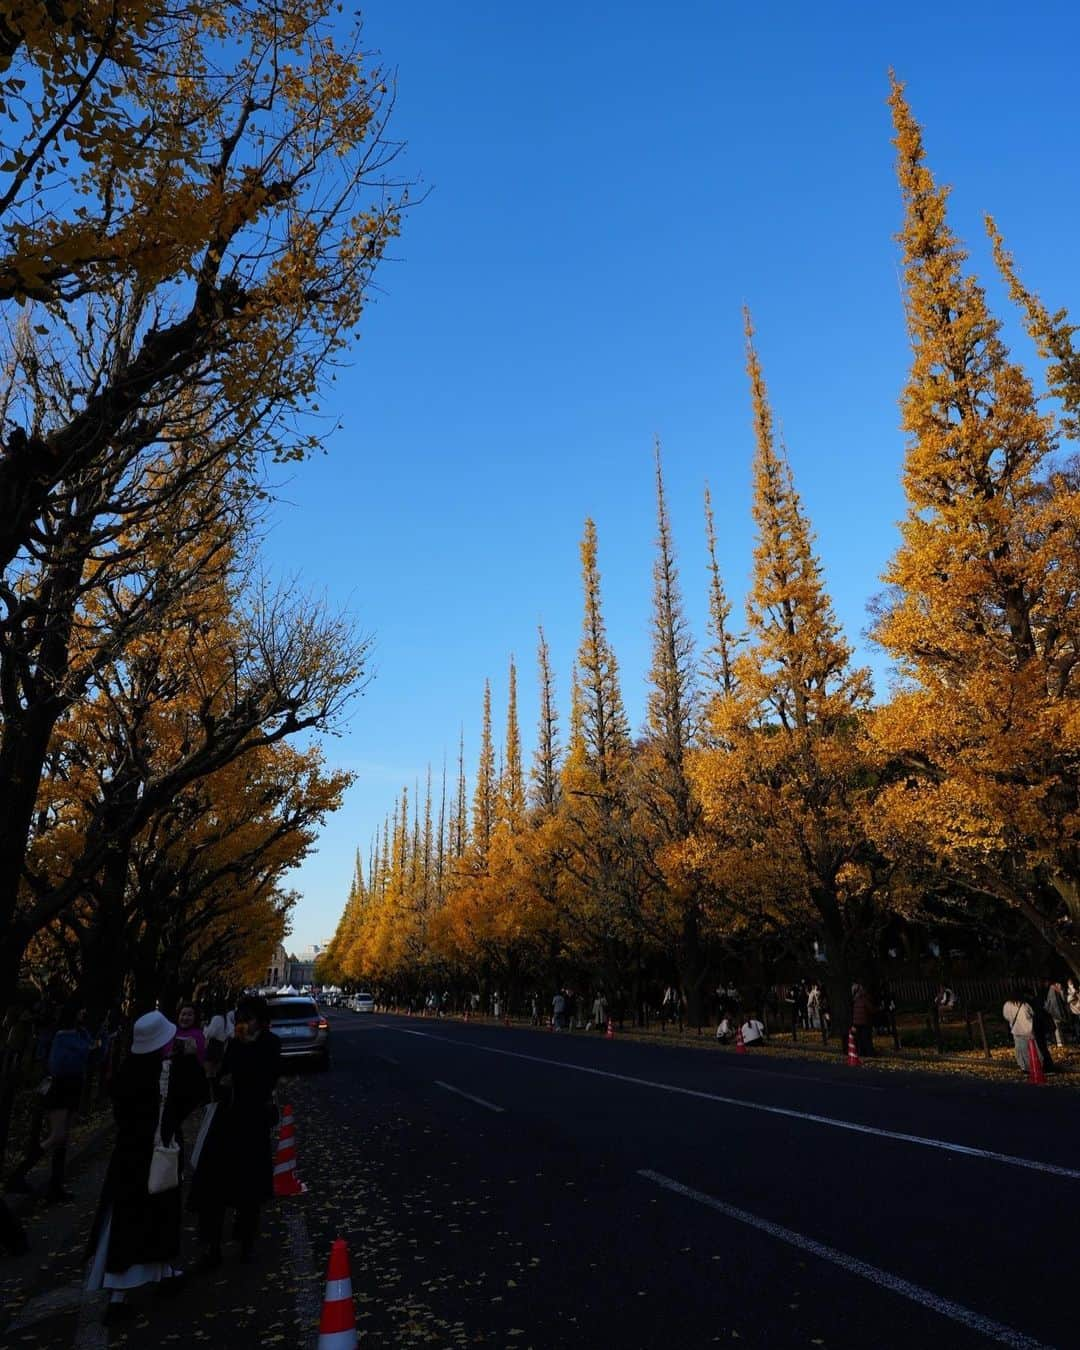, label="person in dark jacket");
[85,1010,196,1323]
[1045,981,1069,1049]
[189,995,281,1271]
[6,999,91,1201]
